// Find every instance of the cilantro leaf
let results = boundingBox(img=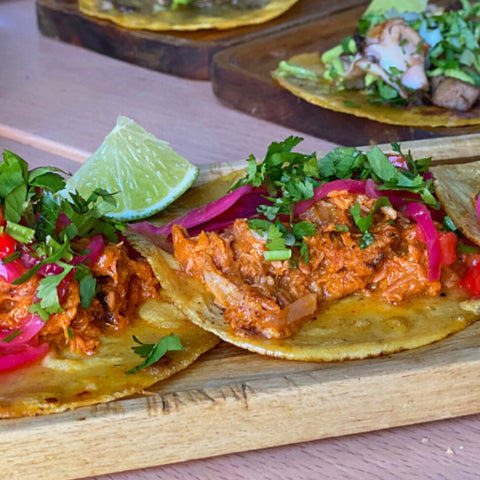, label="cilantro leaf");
[350,197,391,249]
[367,147,400,183]
[127,334,185,374]
[292,221,316,239]
[30,262,74,319]
[75,268,97,309]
